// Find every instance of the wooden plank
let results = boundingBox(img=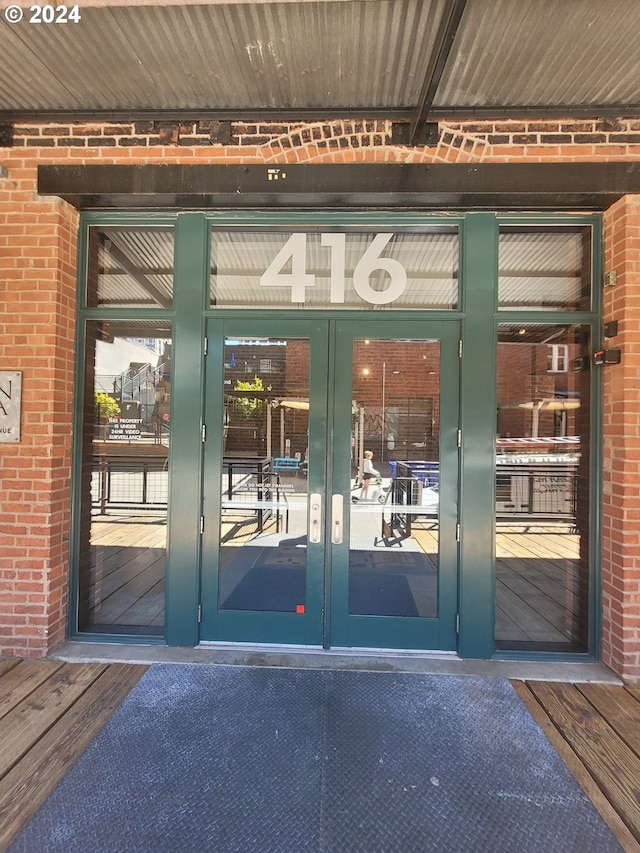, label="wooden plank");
[91,547,165,599]
[90,543,163,581]
[517,532,579,560]
[495,552,589,647]
[499,553,580,599]
[0,664,147,853]
[497,565,568,627]
[87,562,165,627]
[92,521,166,550]
[95,555,165,621]
[0,660,65,724]
[0,663,107,778]
[84,548,165,627]
[512,681,640,853]
[527,681,640,845]
[495,581,567,642]
[496,533,579,570]
[0,660,20,678]
[494,598,530,642]
[496,548,579,600]
[113,579,165,625]
[577,684,640,760]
